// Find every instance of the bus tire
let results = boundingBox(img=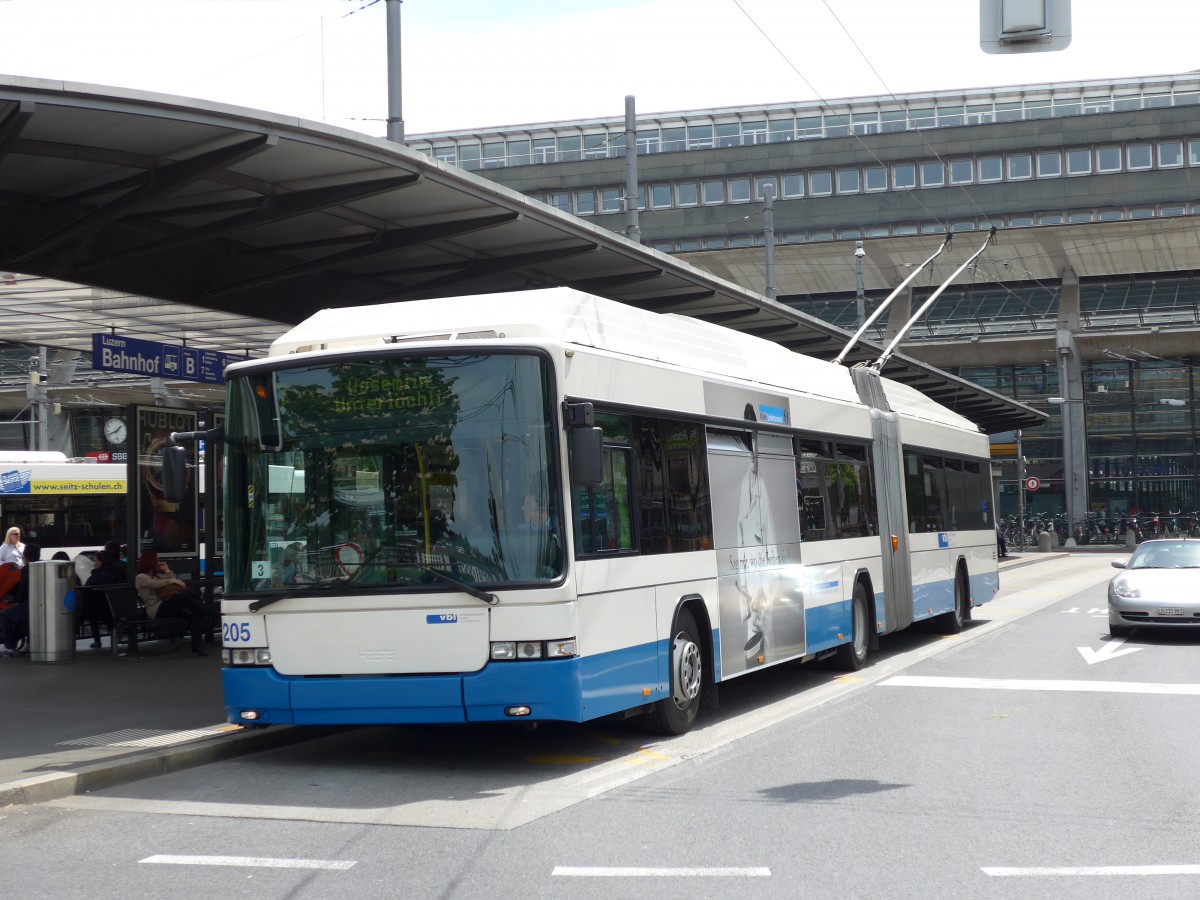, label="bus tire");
[648,608,703,735]
[832,581,870,672]
[934,568,968,634]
